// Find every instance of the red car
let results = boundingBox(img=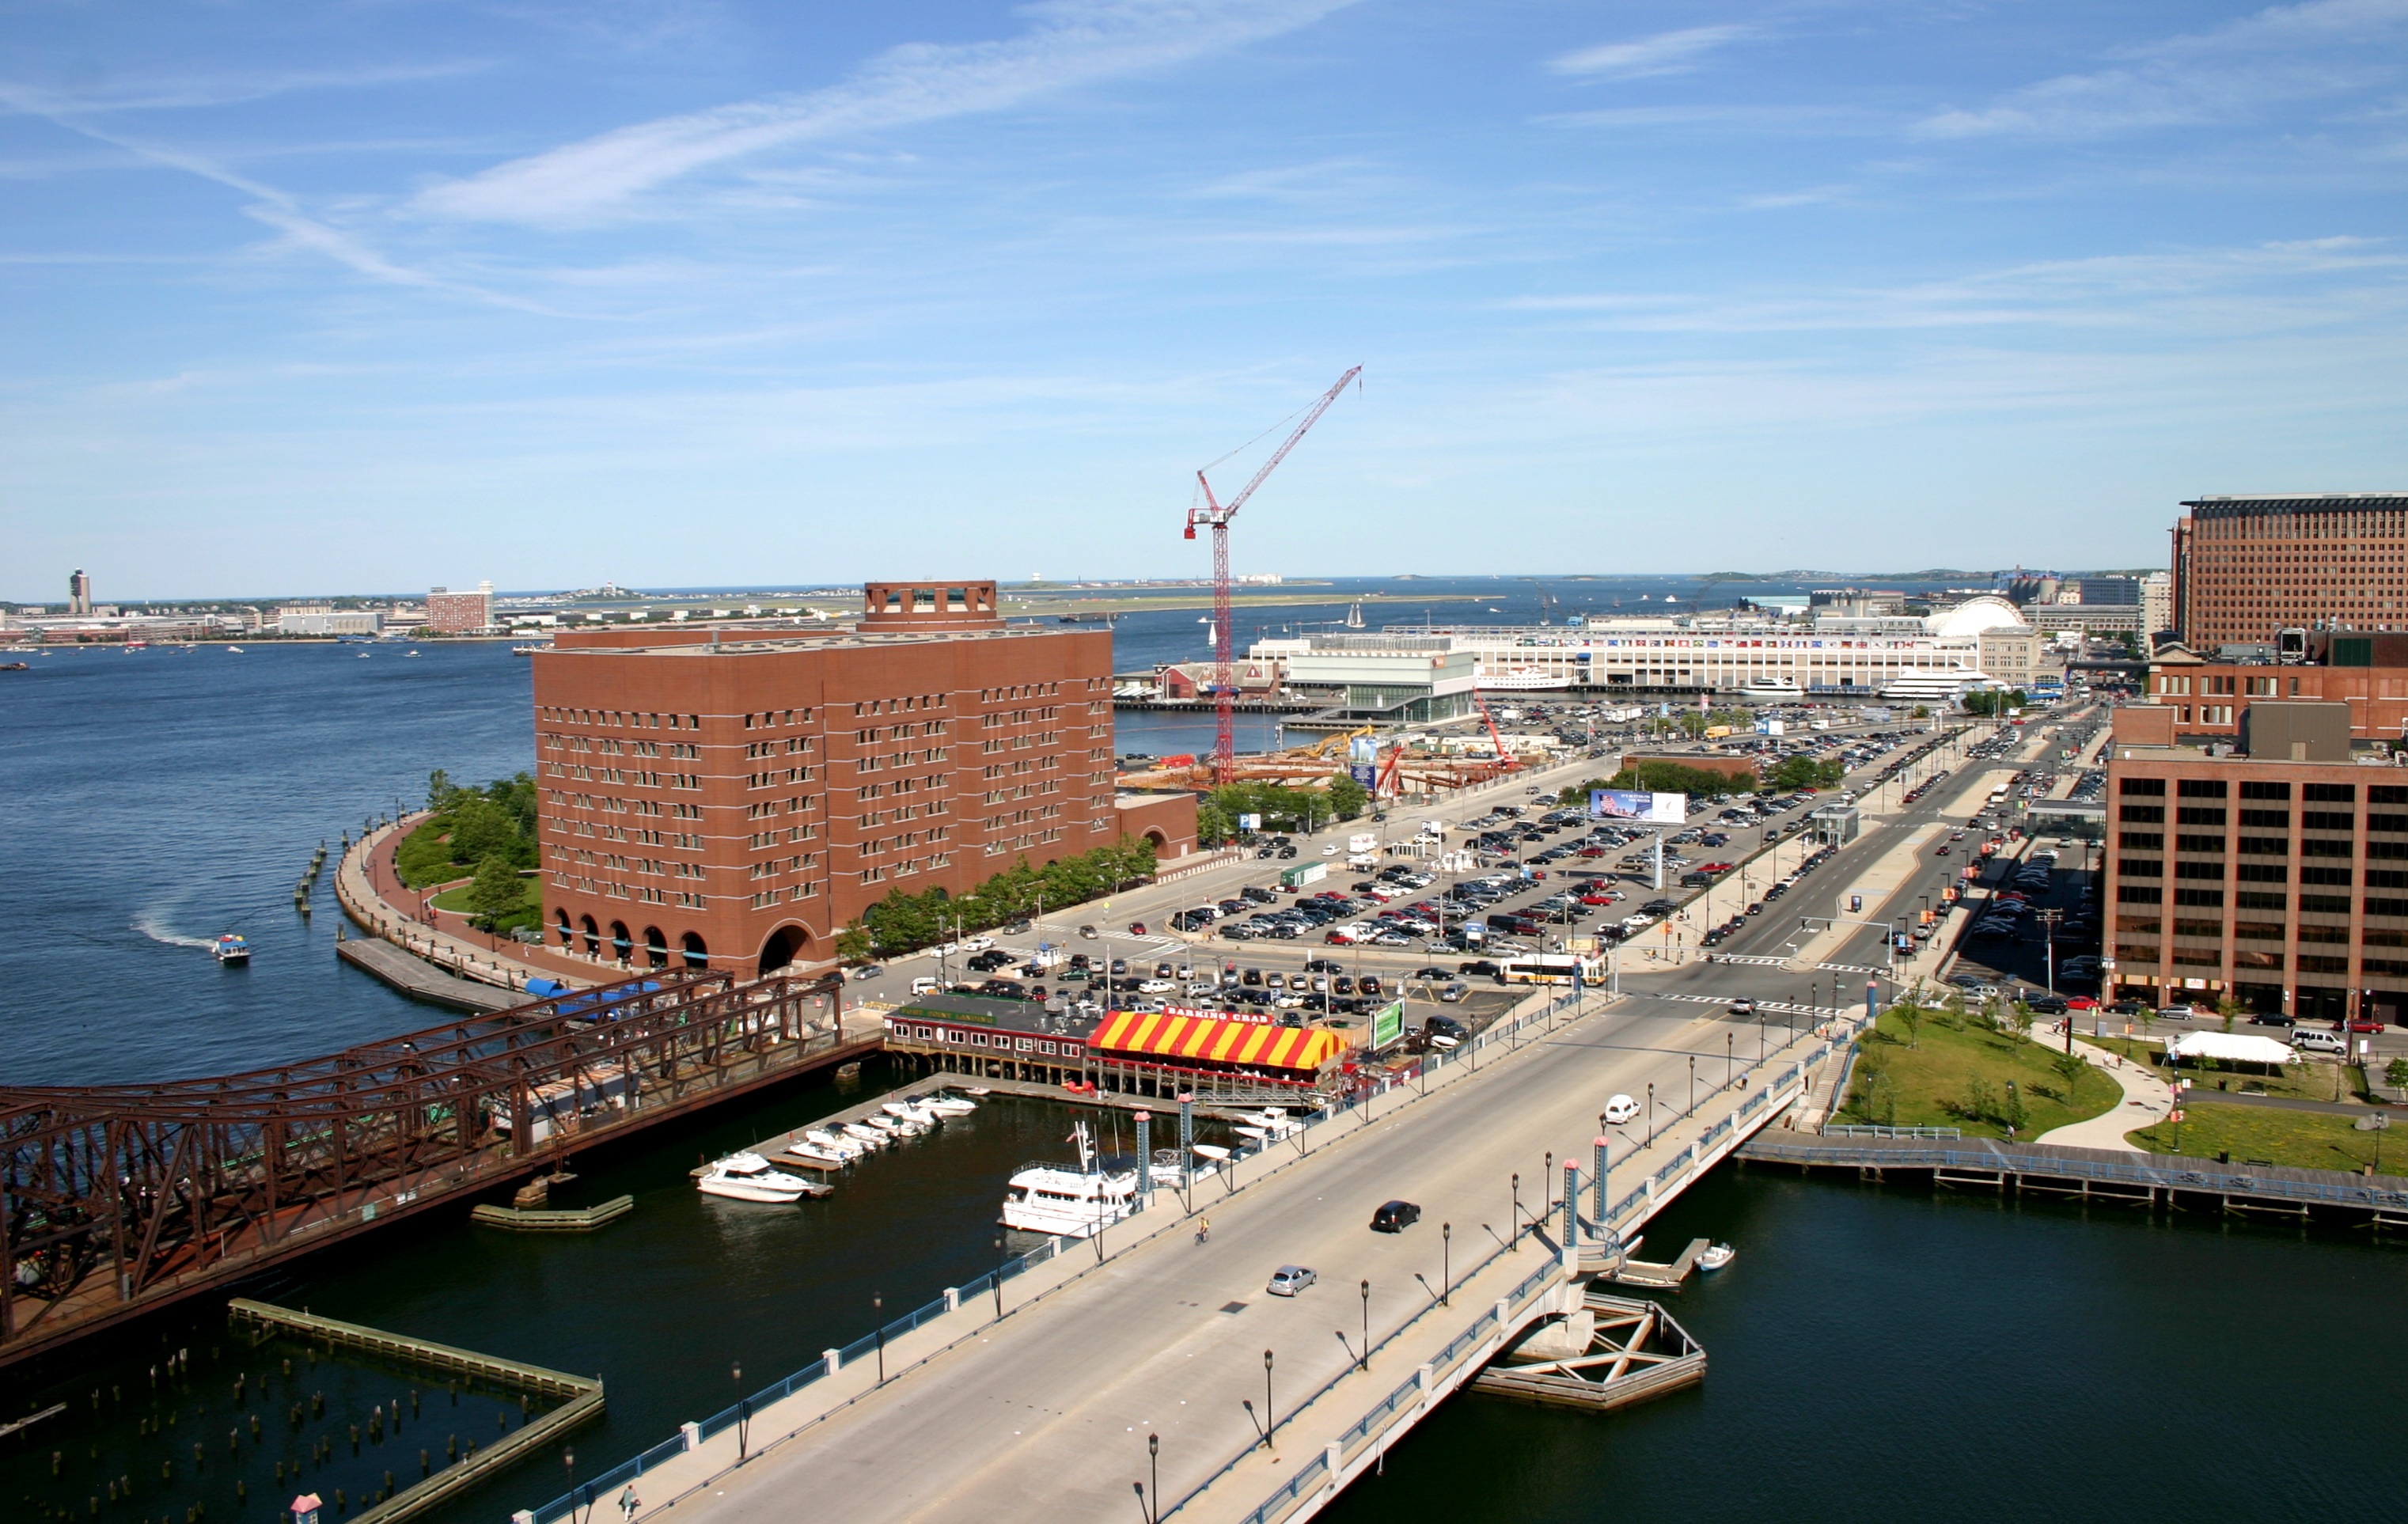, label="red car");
[2342,1016,2386,1033]
[2065,996,2099,1011]
[1128,922,1148,935]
